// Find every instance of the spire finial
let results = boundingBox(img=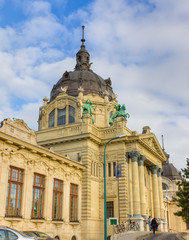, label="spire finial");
[81,25,85,46]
